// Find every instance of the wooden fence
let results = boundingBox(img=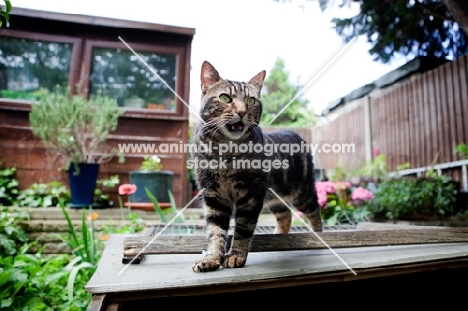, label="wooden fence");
[311,54,468,185]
